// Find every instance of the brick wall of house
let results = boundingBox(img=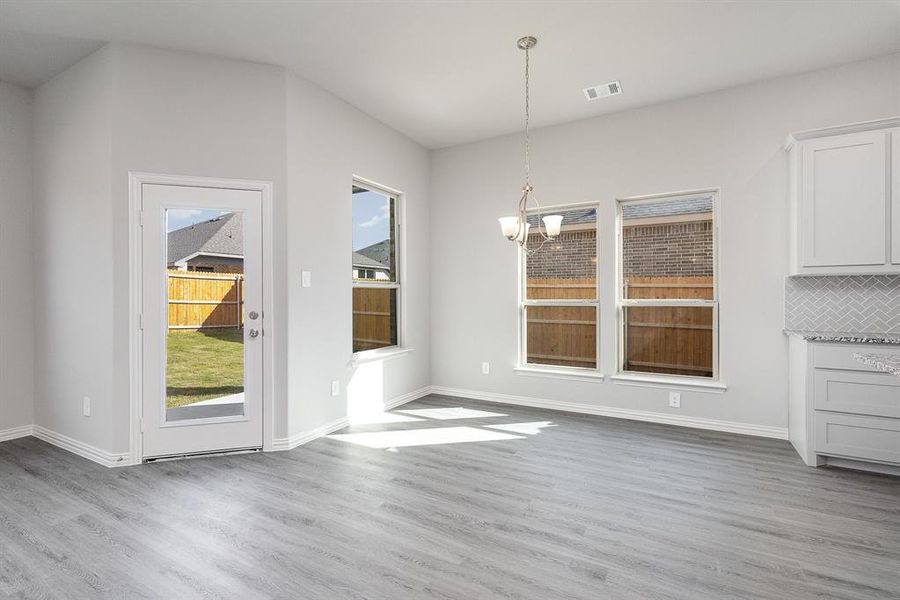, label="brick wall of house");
[623,221,712,277]
[526,230,597,278]
[525,220,712,278]
[186,256,245,274]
